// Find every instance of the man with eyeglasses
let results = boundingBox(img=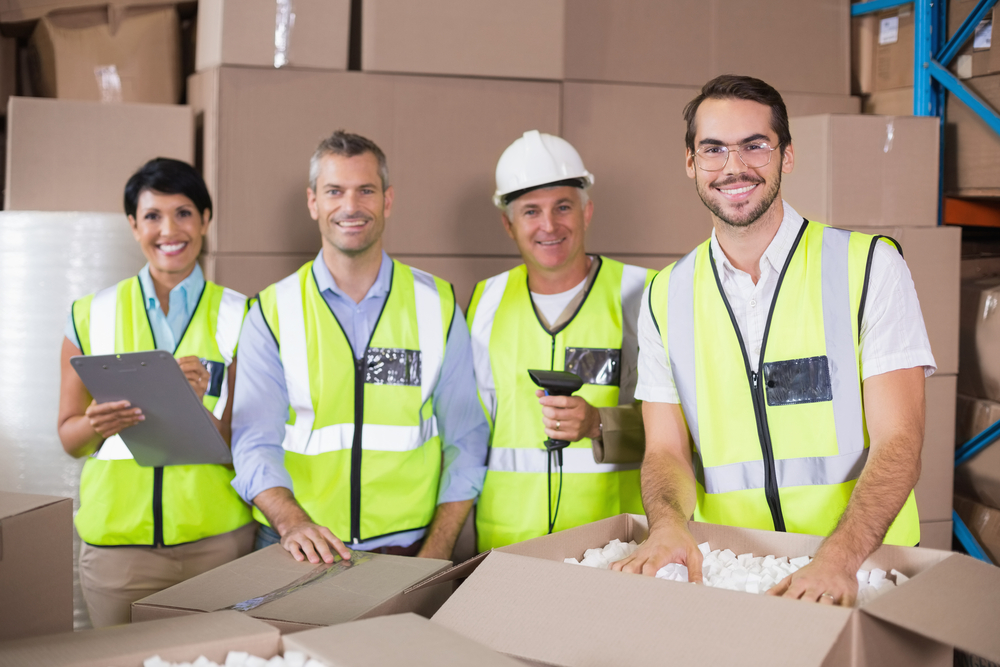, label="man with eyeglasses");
[611,75,935,607]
